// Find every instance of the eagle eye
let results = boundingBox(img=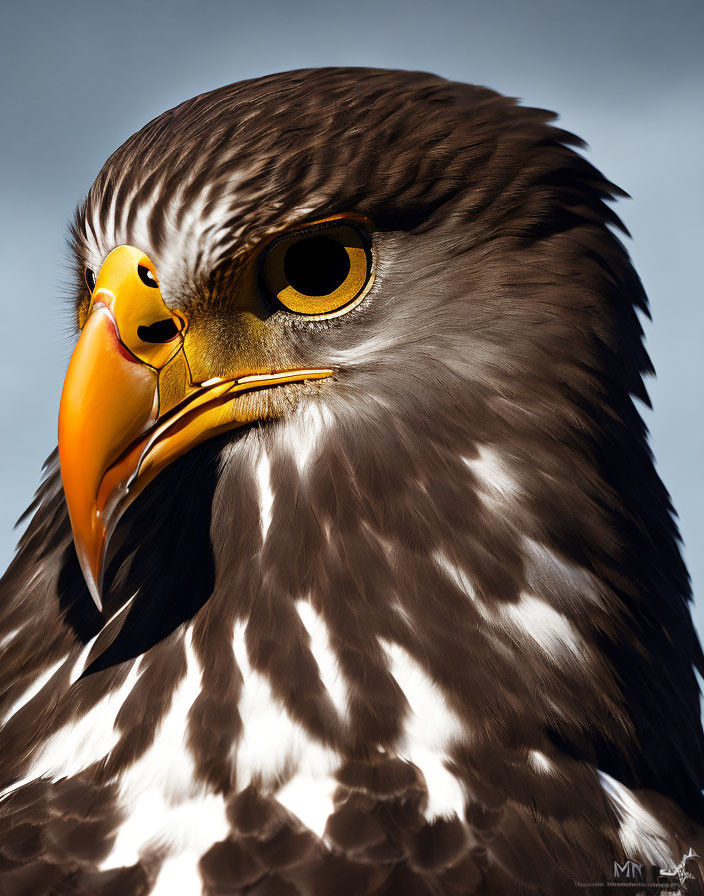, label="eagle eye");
[138,264,158,288]
[260,221,373,318]
[84,267,96,293]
